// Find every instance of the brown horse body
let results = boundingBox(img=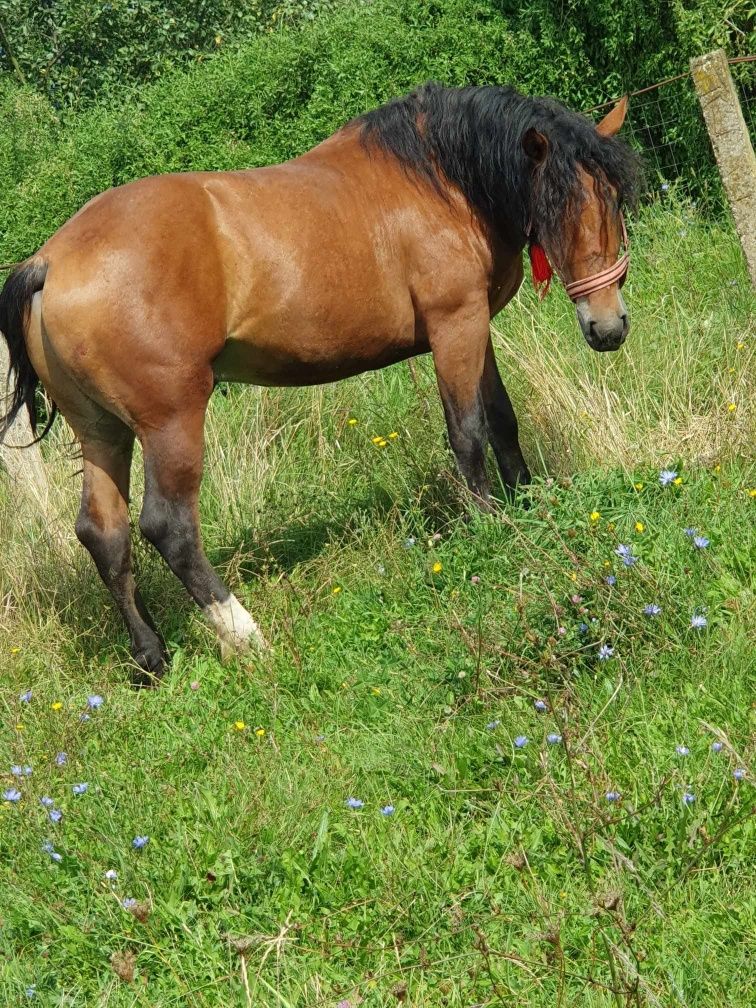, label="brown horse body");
[1,85,638,682]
